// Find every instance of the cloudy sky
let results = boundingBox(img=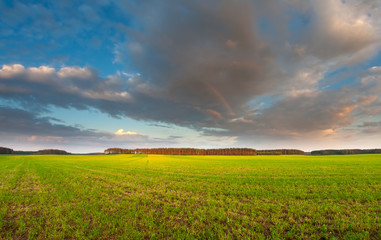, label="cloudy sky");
[1,0,381,153]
